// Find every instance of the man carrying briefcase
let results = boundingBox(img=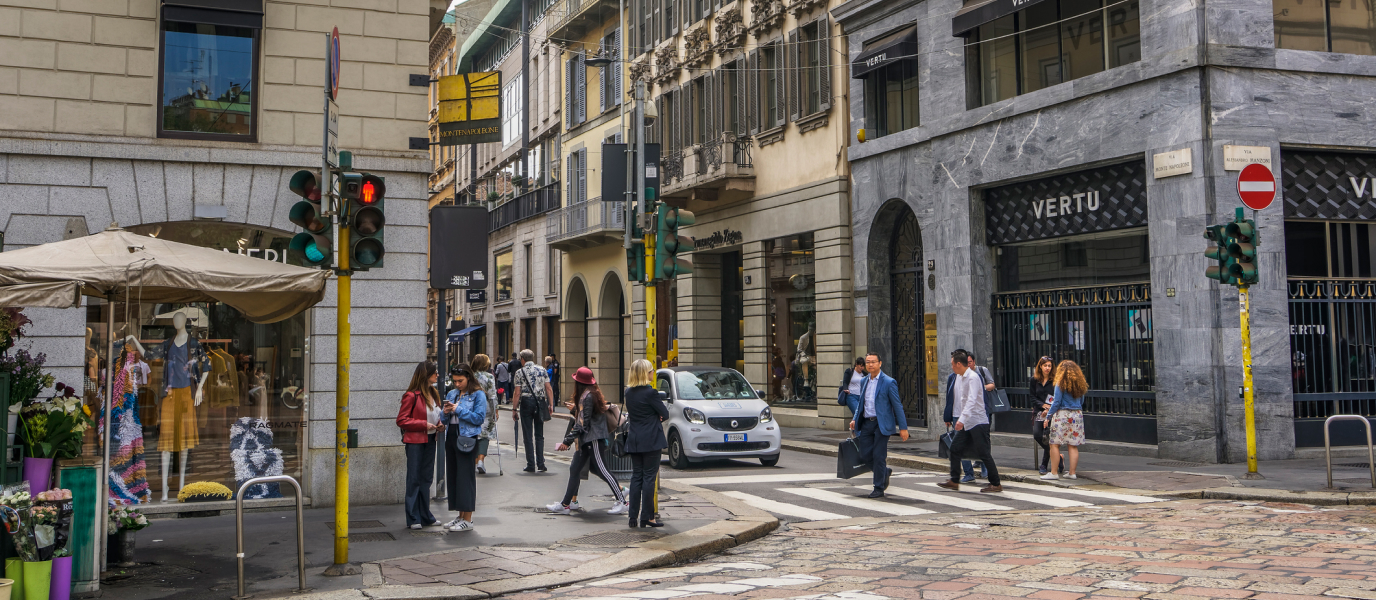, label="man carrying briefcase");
[844,352,909,498]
